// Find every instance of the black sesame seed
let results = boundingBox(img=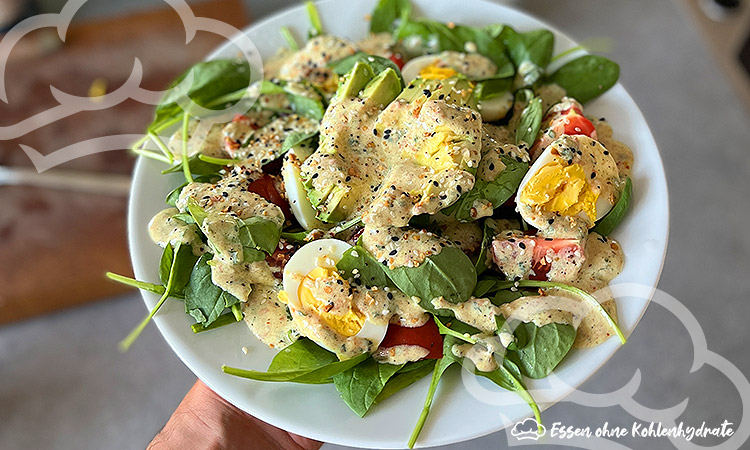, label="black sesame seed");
[387,292,394,300]
[389,249,398,256]
[519,242,526,249]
